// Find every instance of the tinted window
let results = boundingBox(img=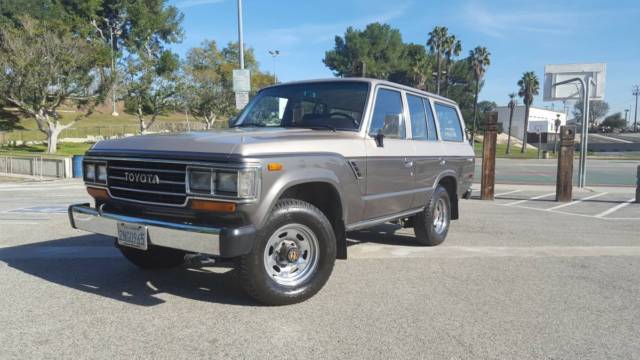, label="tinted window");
[235,81,369,131]
[434,103,463,141]
[407,95,428,140]
[369,88,405,139]
[407,95,438,141]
